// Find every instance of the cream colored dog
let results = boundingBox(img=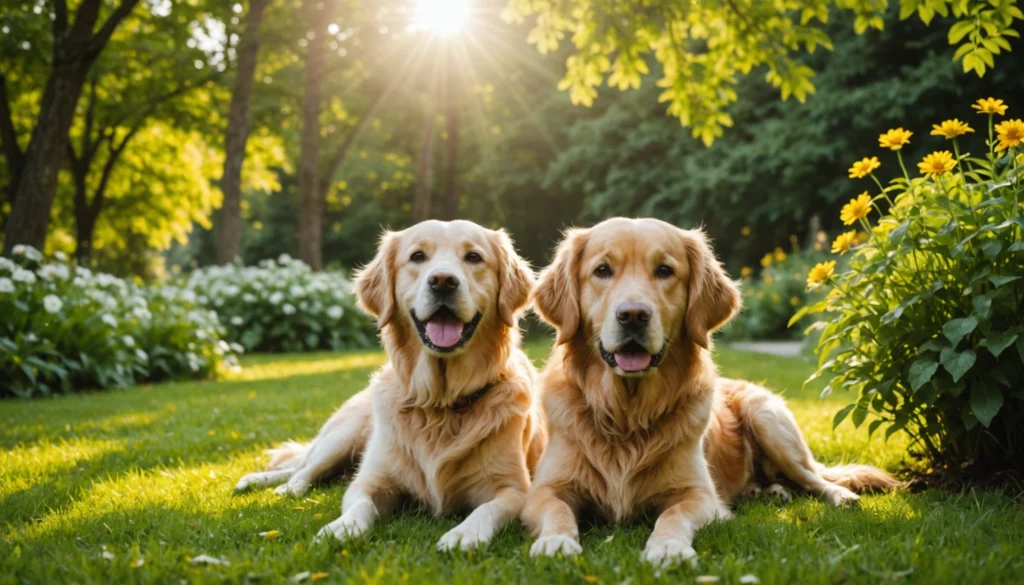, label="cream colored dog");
[236,220,546,551]
[523,218,896,565]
